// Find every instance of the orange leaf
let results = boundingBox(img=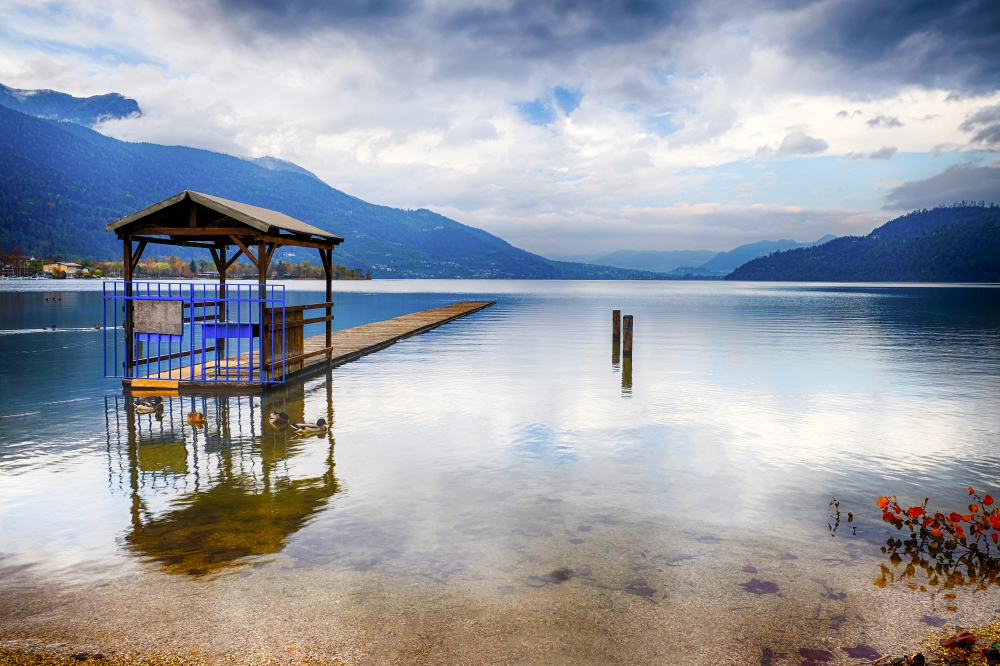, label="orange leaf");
[990,516,1000,530]
[883,512,894,523]
[907,506,924,518]
[931,528,942,537]
[963,514,973,521]
[877,496,890,510]
[950,512,963,522]
[969,487,975,495]
[971,505,979,514]
[993,533,998,544]
[985,495,994,506]
[956,527,965,538]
